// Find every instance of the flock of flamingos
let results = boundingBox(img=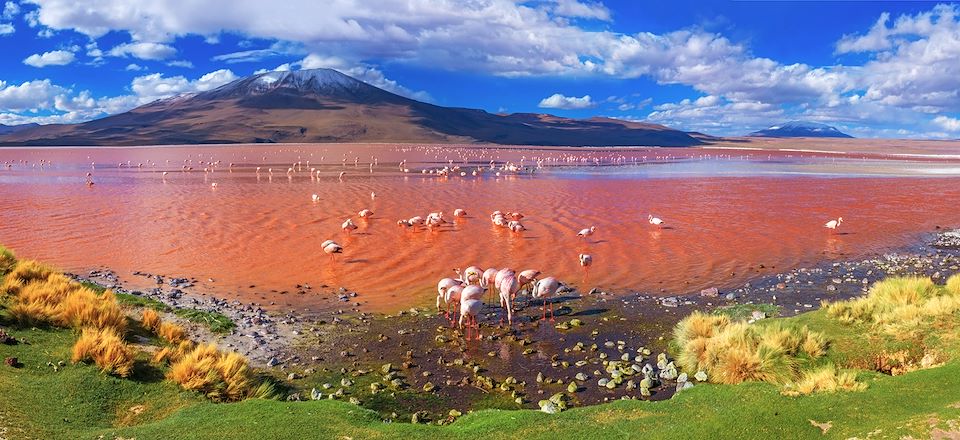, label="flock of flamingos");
[314,178,846,340]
